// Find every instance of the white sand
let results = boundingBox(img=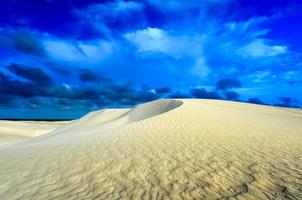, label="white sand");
[0,120,69,147]
[0,99,301,199]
